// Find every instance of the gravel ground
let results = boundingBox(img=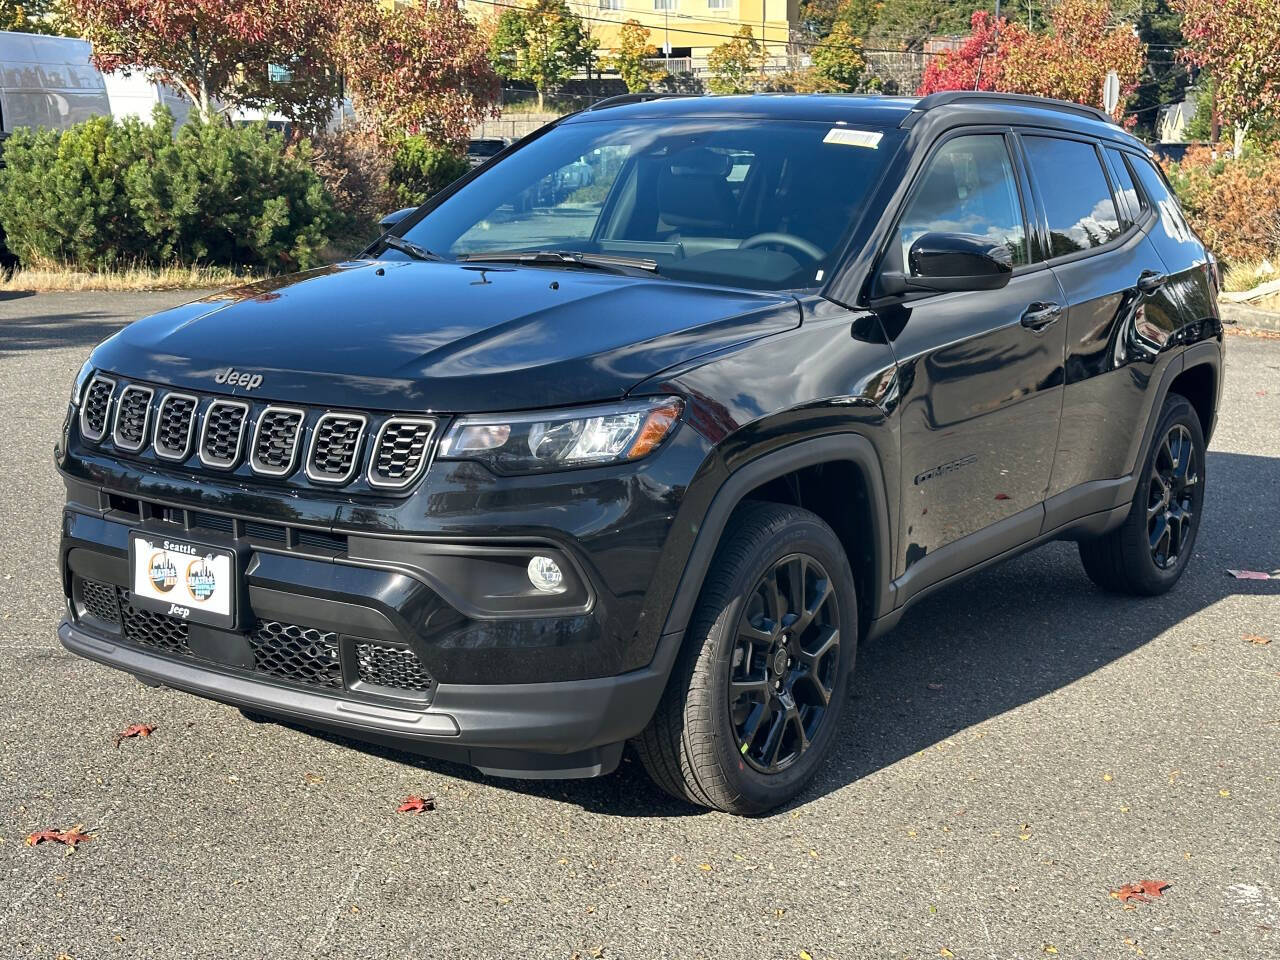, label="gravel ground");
[1,290,1278,960]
